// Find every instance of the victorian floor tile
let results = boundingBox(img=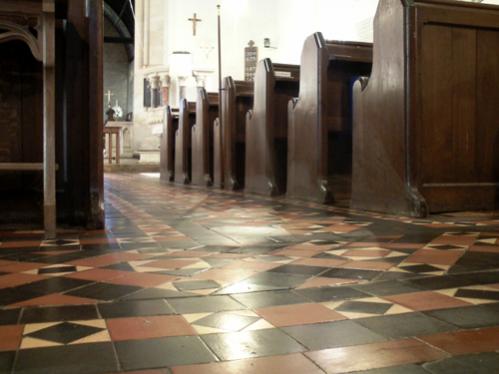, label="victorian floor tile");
[0,309,20,326]
[0,325,23,352]
[337,260,394,271]
[20,305,99,323]
[0,261,46,273]
[98,299,174,318]
[14,342,118,374]
[321,268,382,281]
[11,293,97,308]
[354,312,457,339]
[0,273,47,289]
[384,291,471,311]
[185,310,270,334]
[0,351,14,374]
[201,328,306,361]
[305,339,446,374]
[347,364,429,374]
[423,352,499,374]
[282,320,386,350]
[115,336,217,371]
[295,285,369,302]
[167,295,245,314]
[66,282,142,301]
[425,304,499,328]
[23,277,92,294]
[352,281,422,297]
[419,326,499,355]
[296,276,359,289]
[404,249,464,266]
[256,302,346,327]
[291,257,347,268]
[268,264,329,276]
[325,297,411,319]
[232,290,309,308]
[171,353,324,374]
[107,315,196,341]
[21,320,110,348]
